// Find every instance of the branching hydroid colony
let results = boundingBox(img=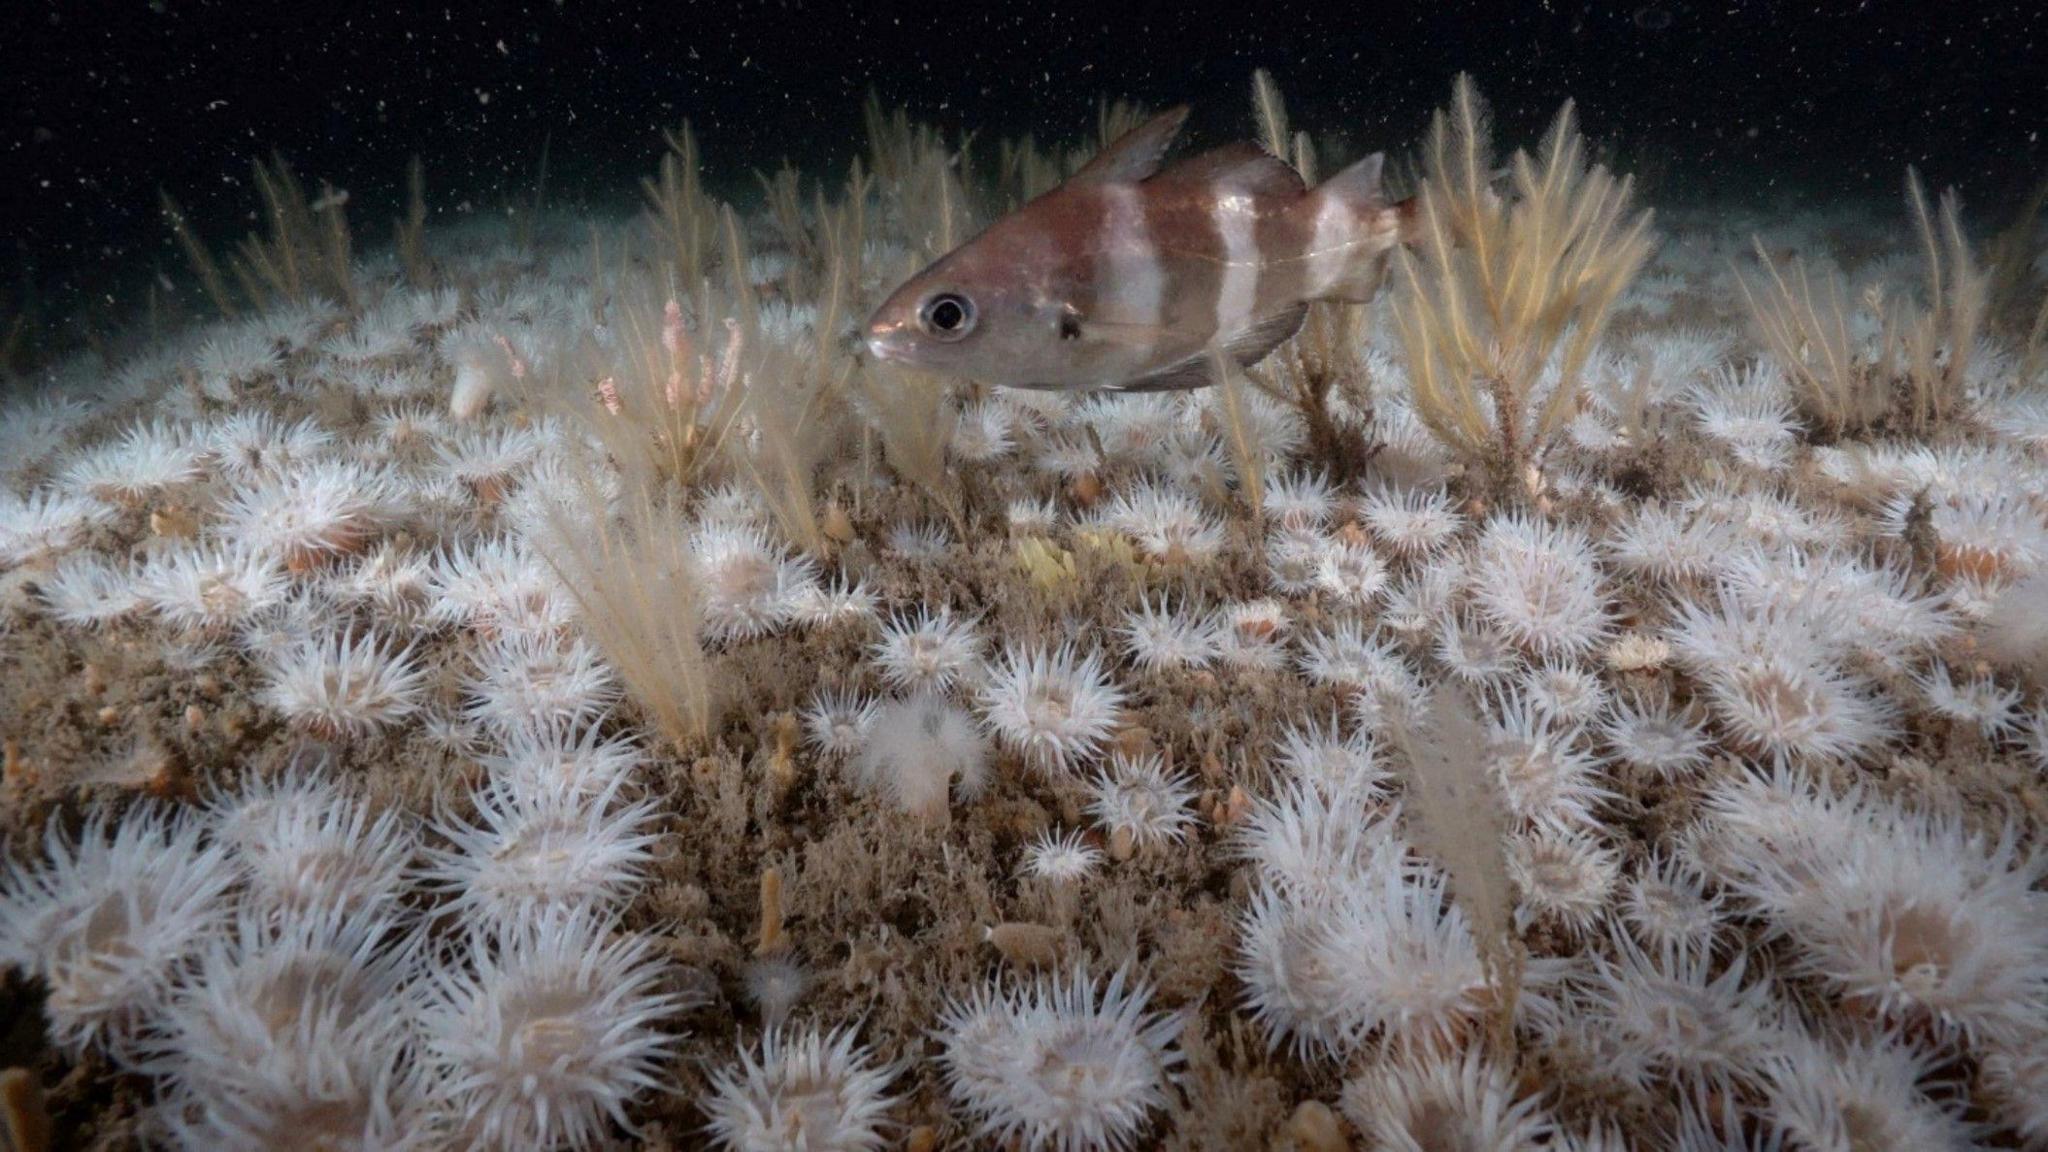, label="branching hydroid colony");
[1,67,2046,1151]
